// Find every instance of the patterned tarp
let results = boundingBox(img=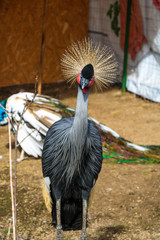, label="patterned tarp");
[89,0,160,102]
